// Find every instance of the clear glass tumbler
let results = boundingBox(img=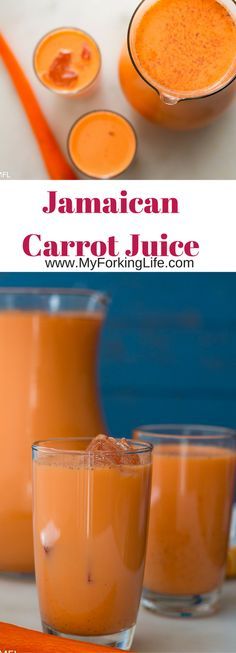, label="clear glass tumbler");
[32,437,152,649]
[67,111,137,180]
[133,424,236,617]
[0,288,107,574]
[34,27,101,96]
